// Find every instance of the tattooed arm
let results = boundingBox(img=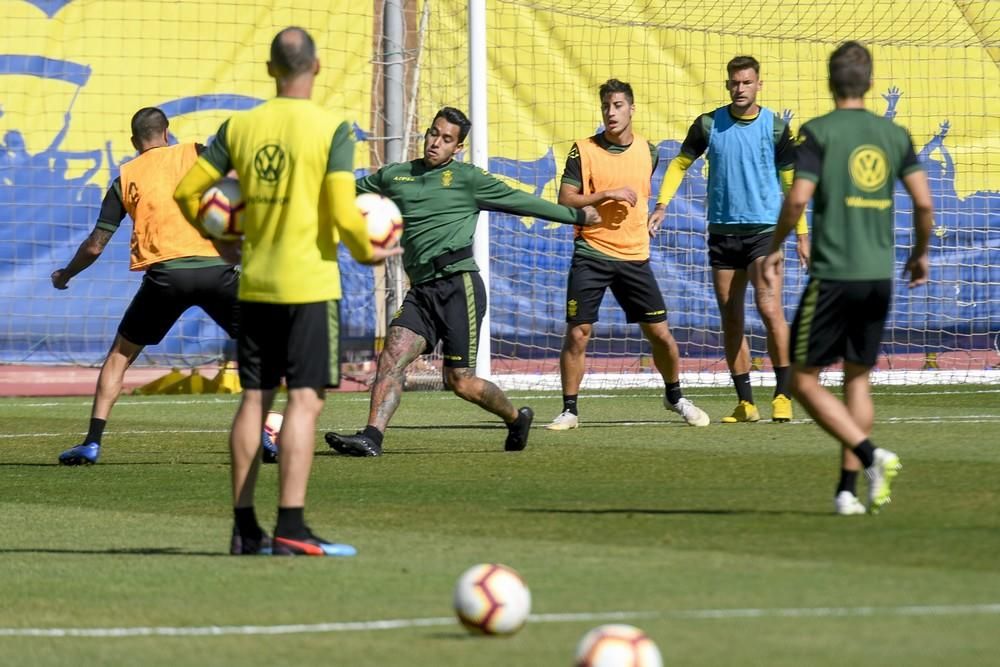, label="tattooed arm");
[51,227,114,290]
[53,179,125,289]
